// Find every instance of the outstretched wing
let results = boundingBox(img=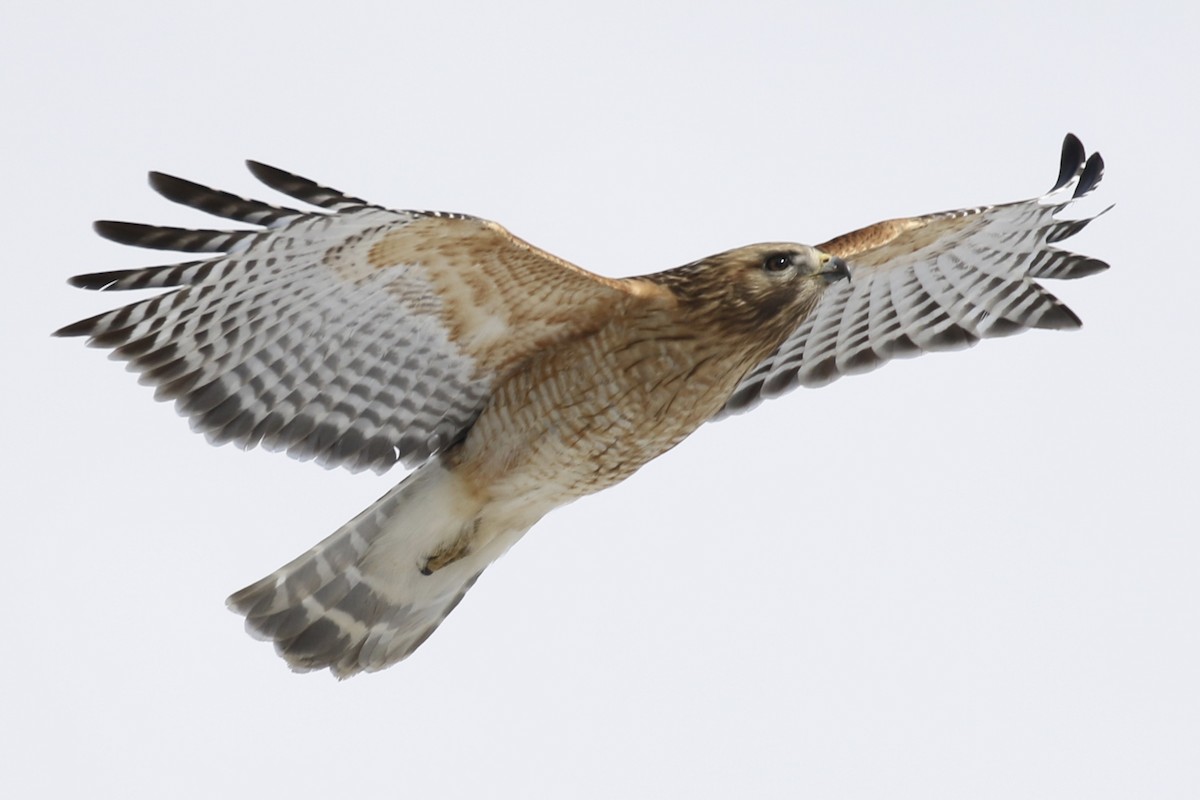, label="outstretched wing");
[56,162,630,473]
[721,134,1109,416]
